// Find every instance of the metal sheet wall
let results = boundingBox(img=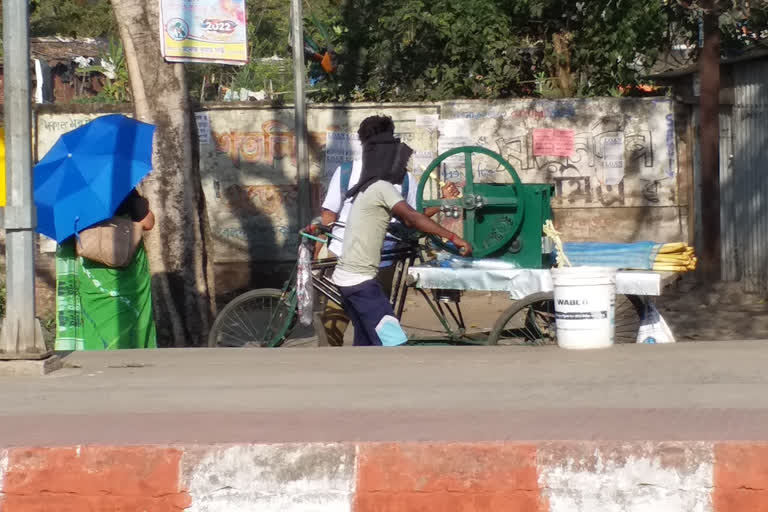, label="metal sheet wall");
[731,60,768,294]
[719,108,737,281]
